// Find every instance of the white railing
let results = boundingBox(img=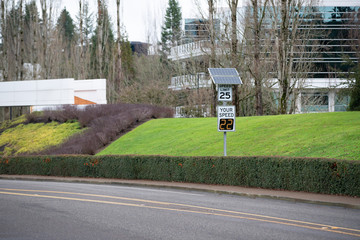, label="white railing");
[168,73,212,90]
[175,105,211,118]
[168,40,211,60]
